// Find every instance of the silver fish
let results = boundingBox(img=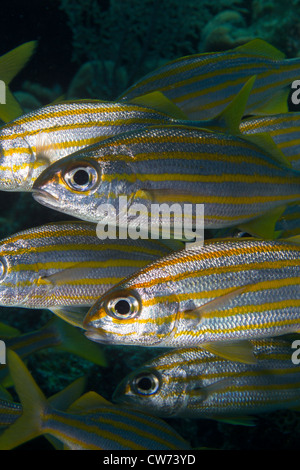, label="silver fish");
[113,339,300,424]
